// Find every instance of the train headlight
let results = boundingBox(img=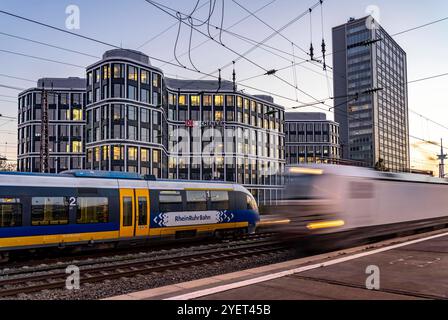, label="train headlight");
[289,167,323,175]
[306,219,345,230]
